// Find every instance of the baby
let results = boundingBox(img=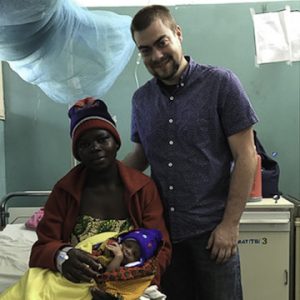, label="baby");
[95,228,162,272]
